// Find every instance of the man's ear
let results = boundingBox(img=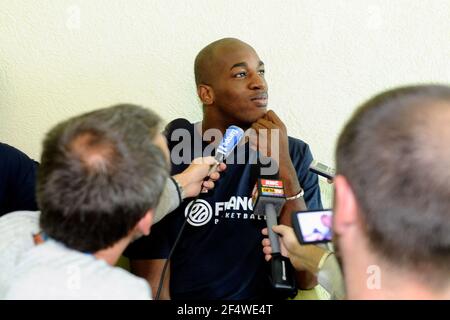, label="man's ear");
[198,84,214,105]
[136,209,154,236]
[333,175,359,235]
